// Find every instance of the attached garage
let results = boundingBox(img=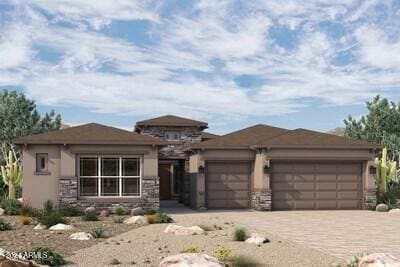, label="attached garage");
[271,161,363,210]
[205,161,251,209]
